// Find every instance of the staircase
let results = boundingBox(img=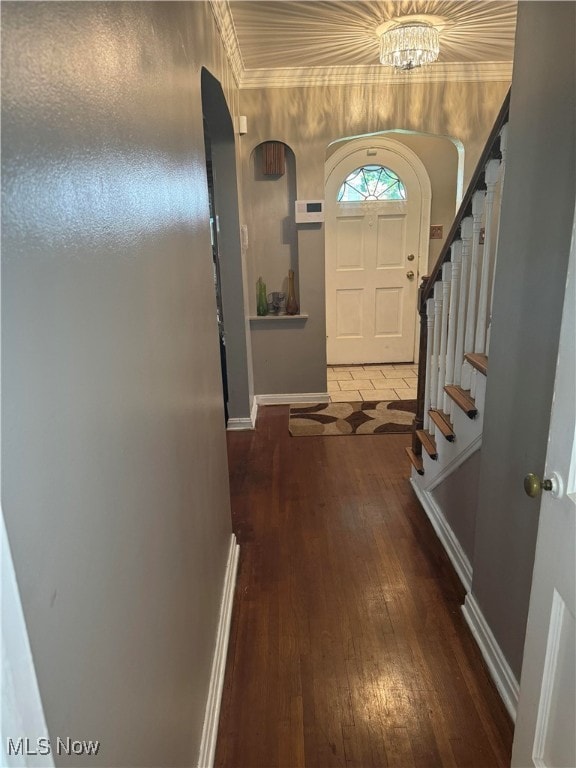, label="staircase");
[407,92,510,590]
